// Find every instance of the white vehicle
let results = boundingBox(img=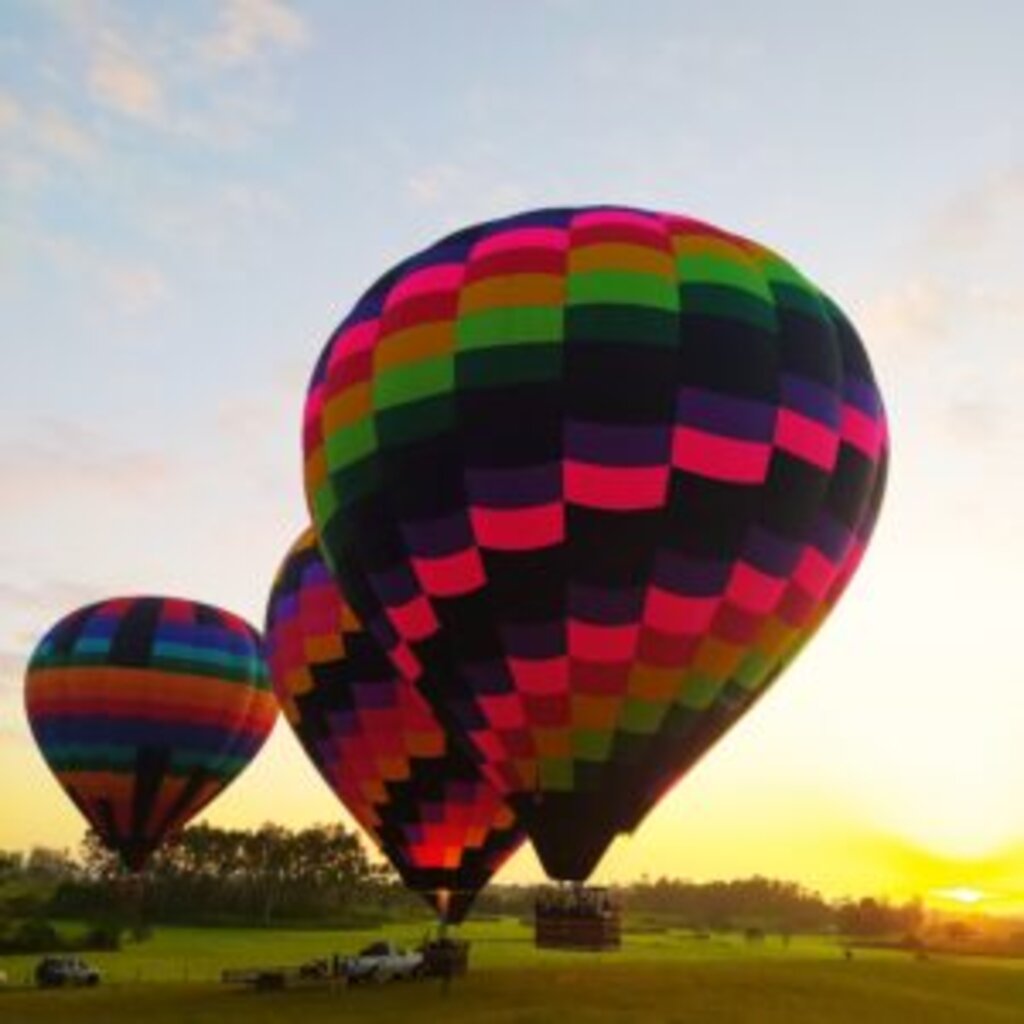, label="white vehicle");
[342,941,424,984]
